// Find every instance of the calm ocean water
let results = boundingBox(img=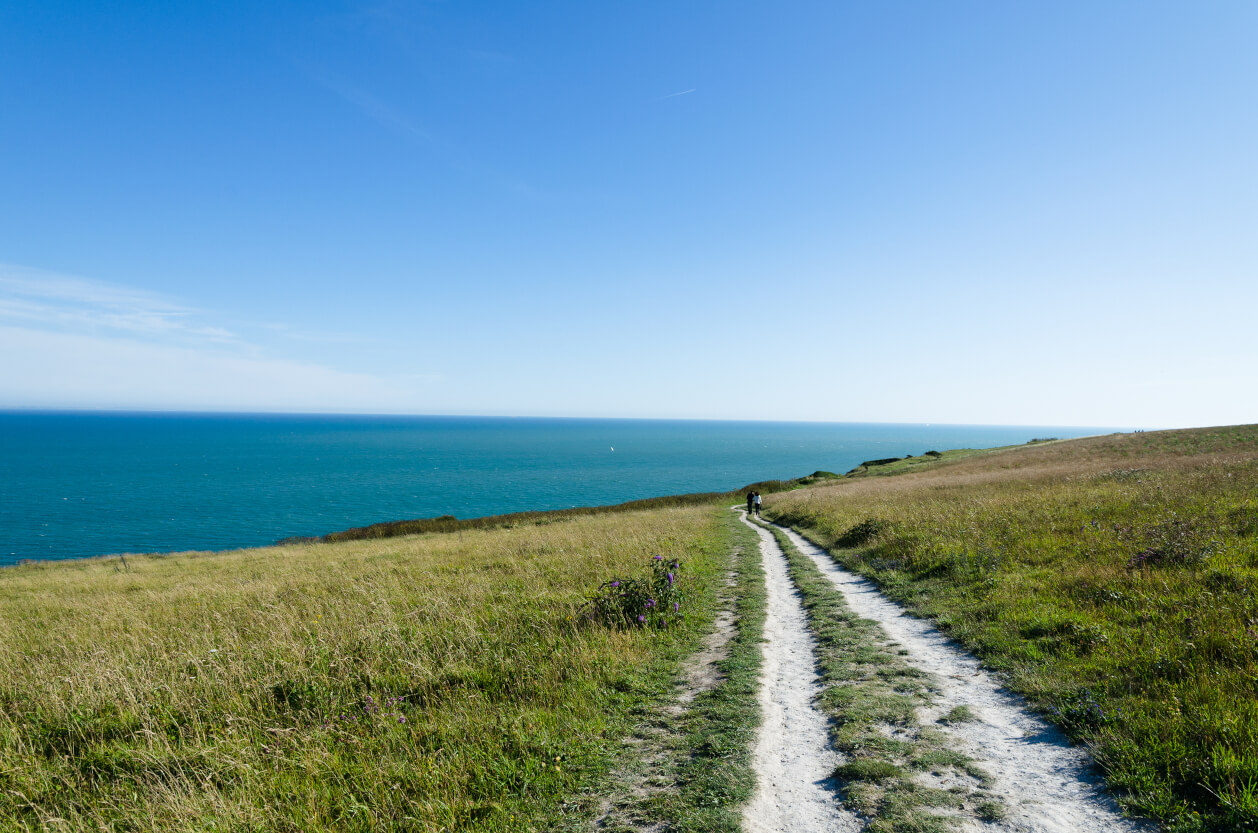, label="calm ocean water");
[0,412,1111,565]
